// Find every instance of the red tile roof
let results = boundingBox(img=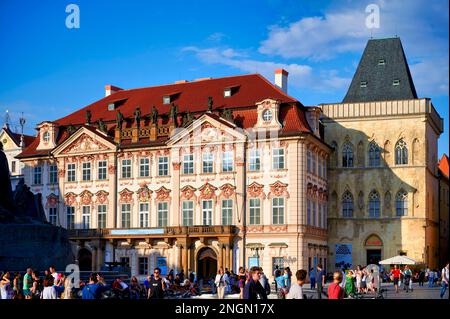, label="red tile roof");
[439,154,449,178]
[18,73,313,158]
